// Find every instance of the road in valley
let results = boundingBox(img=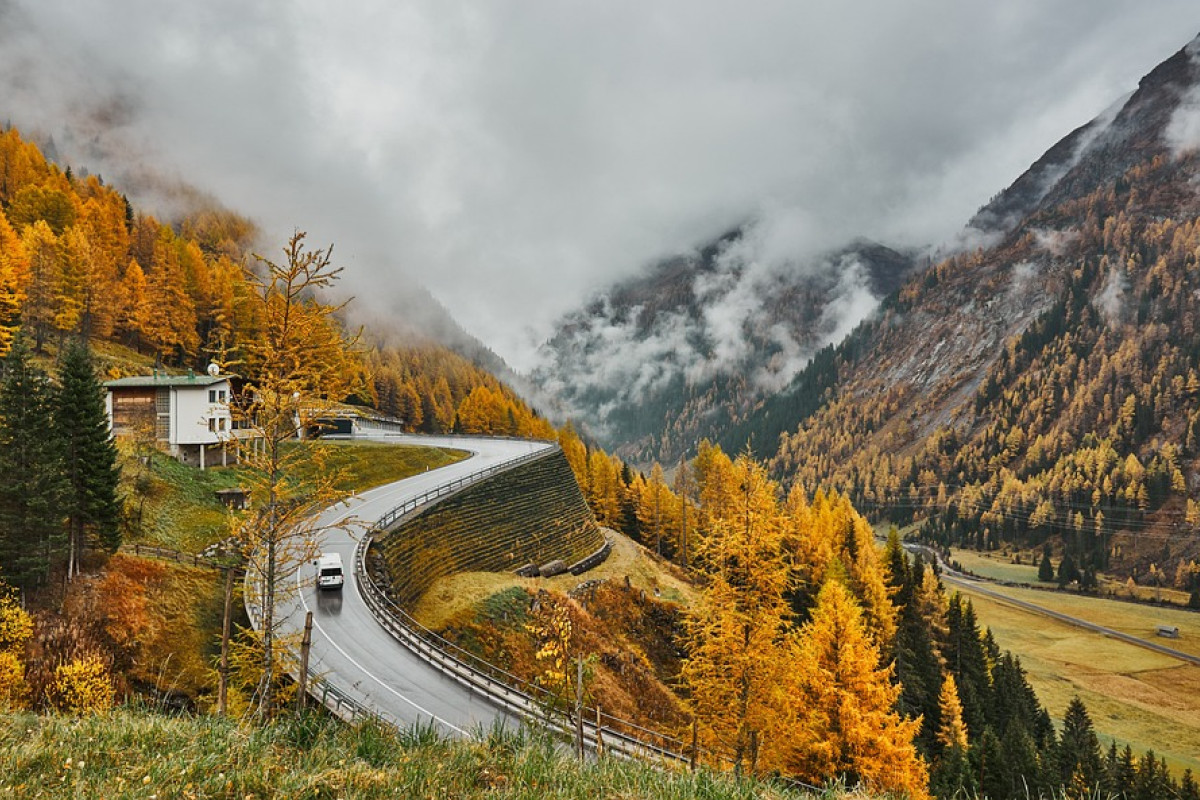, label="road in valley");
[266,434,553,735]
[905,543,1200,667]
